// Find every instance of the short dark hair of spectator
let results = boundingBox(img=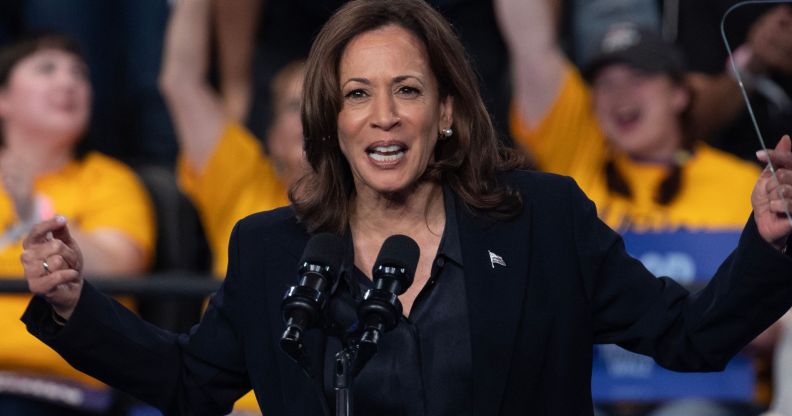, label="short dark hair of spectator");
[292,0,527,234]
[0,32,87,88]
[0,32,91,157]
